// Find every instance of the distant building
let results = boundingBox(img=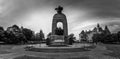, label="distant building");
[79,24,111,42]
